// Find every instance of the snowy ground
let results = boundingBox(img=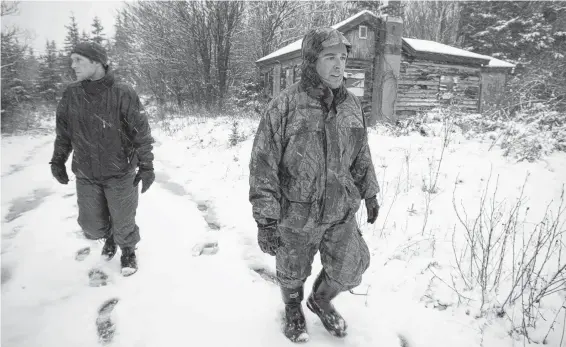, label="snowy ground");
[2,115,565,347]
